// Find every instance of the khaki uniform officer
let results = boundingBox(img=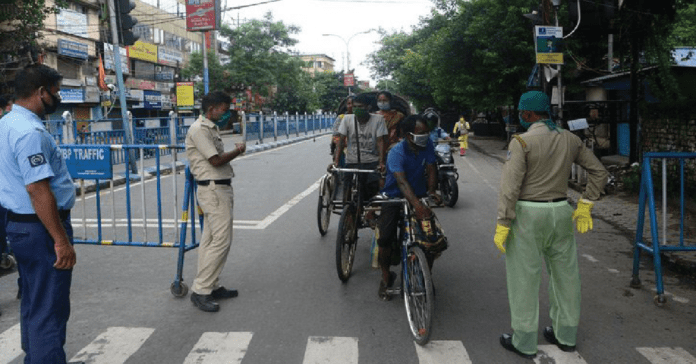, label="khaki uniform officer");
[494,91,608,359]
[185,91,245,312]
